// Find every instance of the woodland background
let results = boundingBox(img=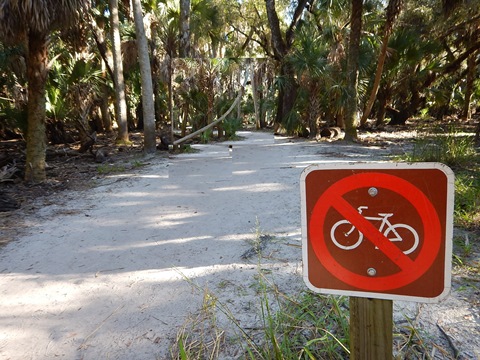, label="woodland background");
[0,0,480,183]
